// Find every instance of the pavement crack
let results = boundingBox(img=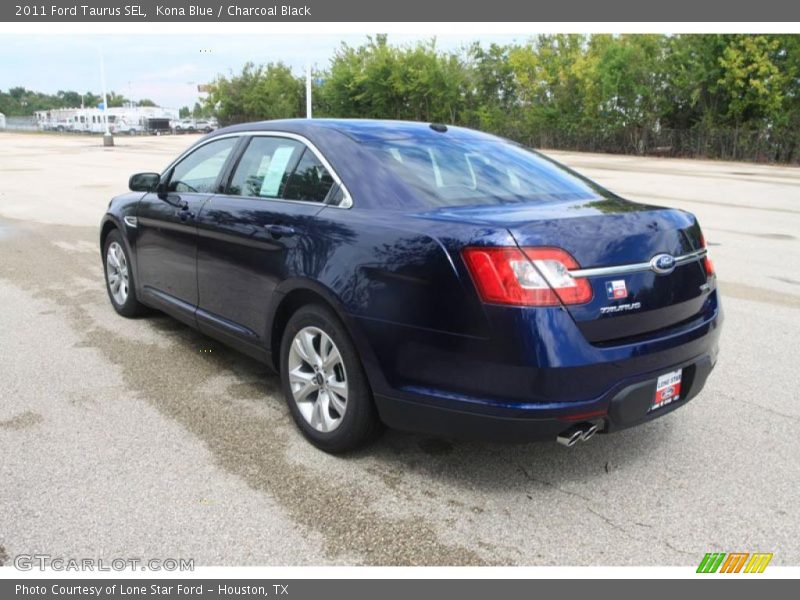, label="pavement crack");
[517,464,694,559]
[720,392,798,420]
[517,464,595,505]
